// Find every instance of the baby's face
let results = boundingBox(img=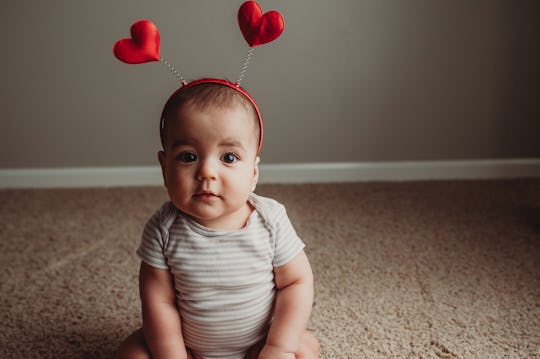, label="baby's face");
[159,102,260,230]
